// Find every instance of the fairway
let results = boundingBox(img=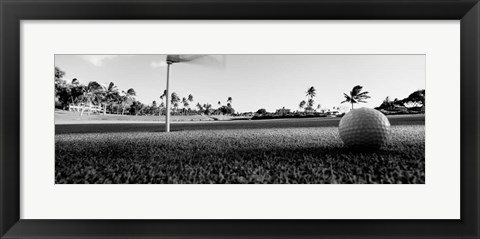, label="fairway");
[55,114,424,134]
[55,115,425,184]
